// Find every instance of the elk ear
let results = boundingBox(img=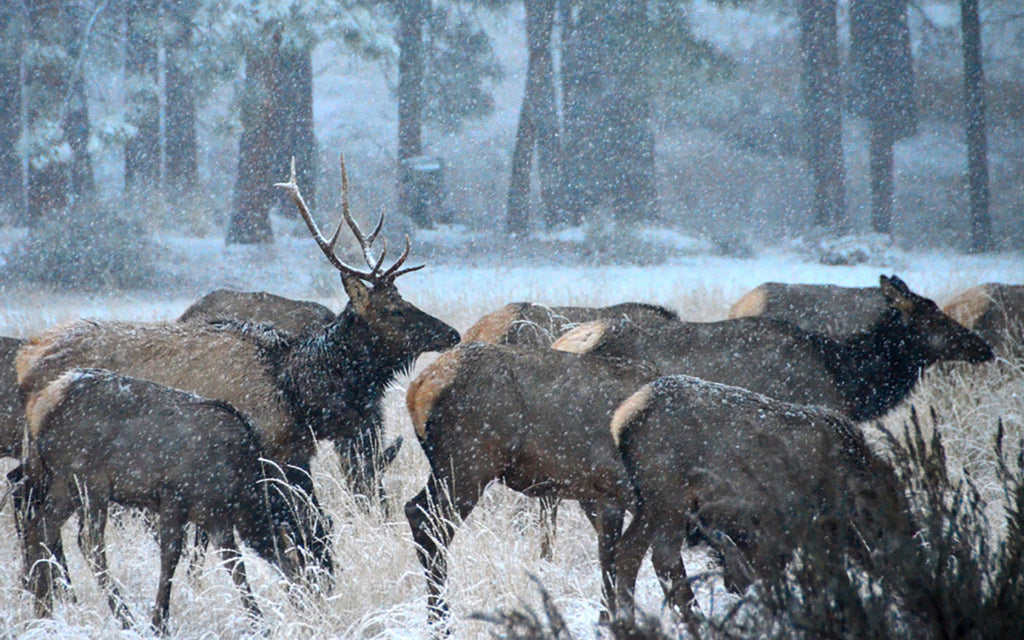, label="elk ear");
[880,275,914,313]
[342,275,371,315]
